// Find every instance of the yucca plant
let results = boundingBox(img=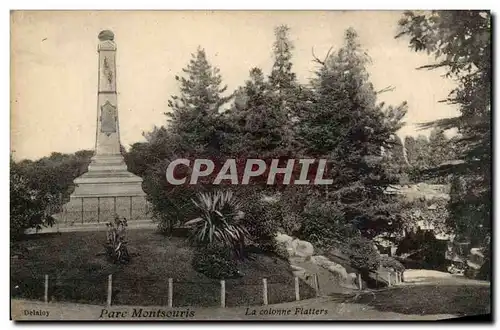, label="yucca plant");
[185,190,249,258]
[105,215,130,264]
